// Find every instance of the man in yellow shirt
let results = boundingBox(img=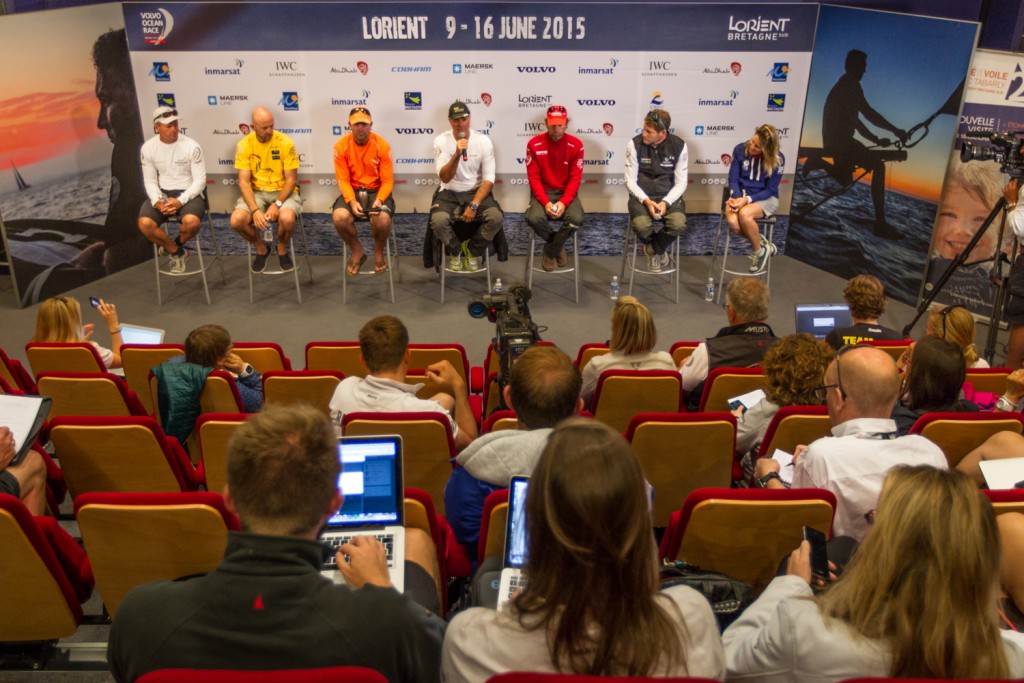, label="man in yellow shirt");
[332,107,395,276]
[230,106,302,273]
